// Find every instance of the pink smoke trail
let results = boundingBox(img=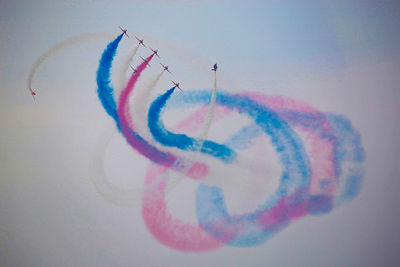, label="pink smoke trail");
[116,54,209,180]
[243,93,337,196]
[142,94,338,251]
